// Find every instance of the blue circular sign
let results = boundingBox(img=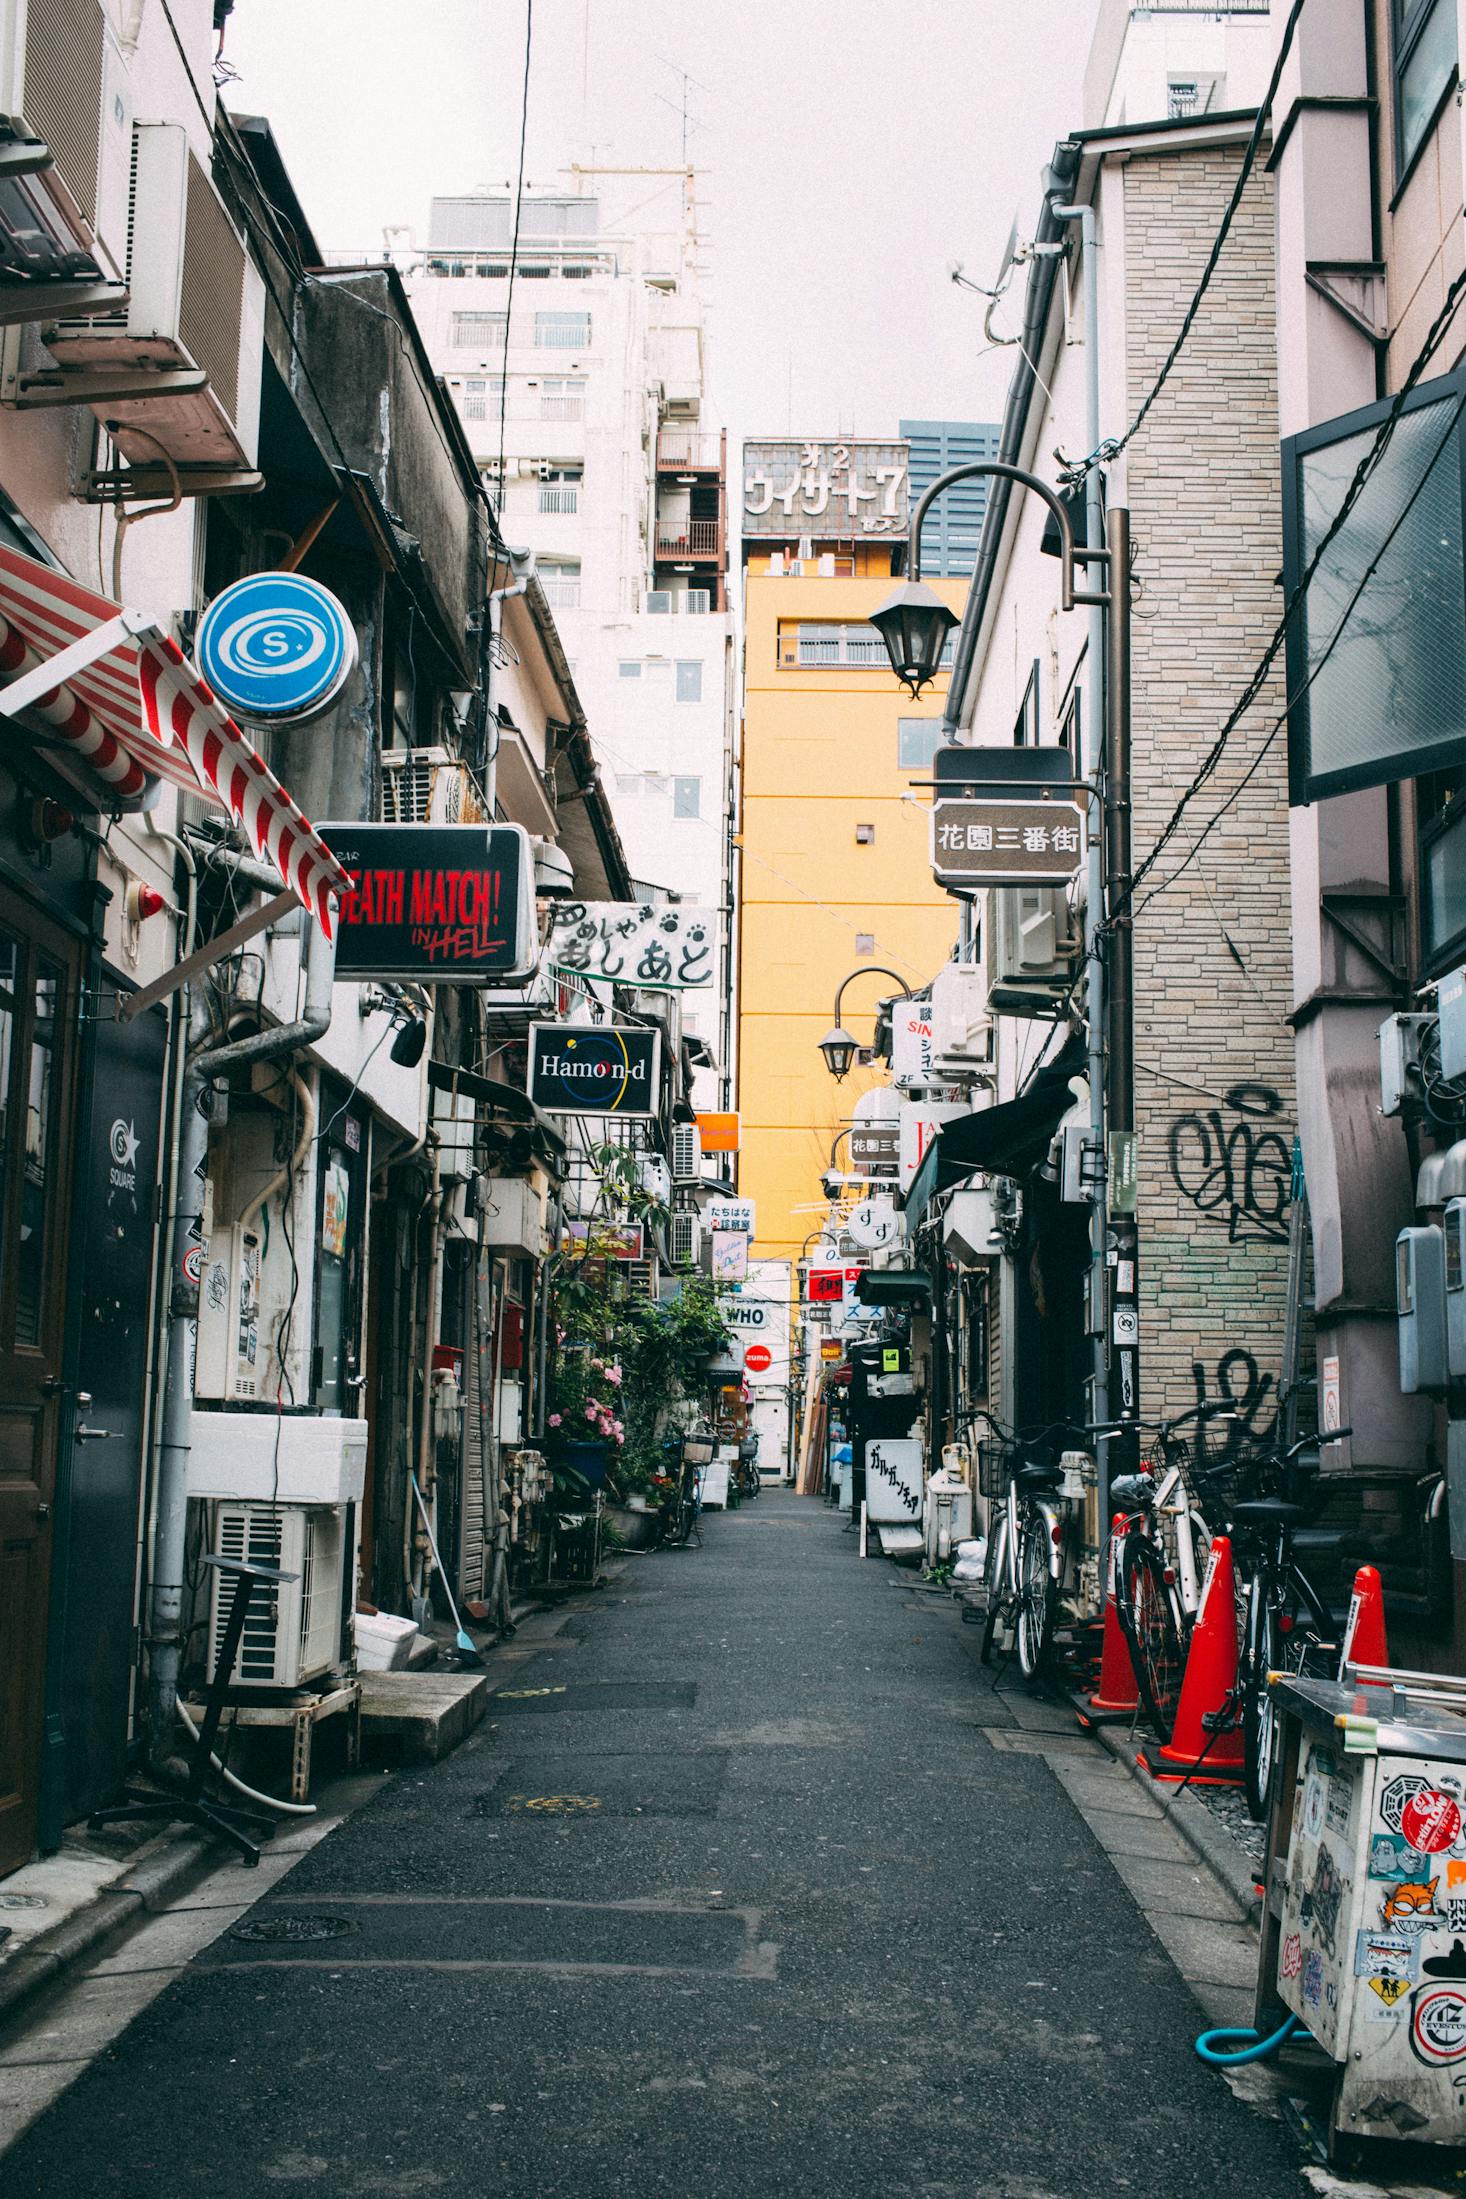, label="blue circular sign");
[195,572,357,724]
